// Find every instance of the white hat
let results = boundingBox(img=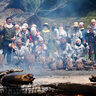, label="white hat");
[44,23,48,25]
[23,23,28,28]
[79,22,84,25]
[22,25,27,29]
[76,38,81,41]
[15,24,20,28]
[31,24,37,27]
[91,19,96,23]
